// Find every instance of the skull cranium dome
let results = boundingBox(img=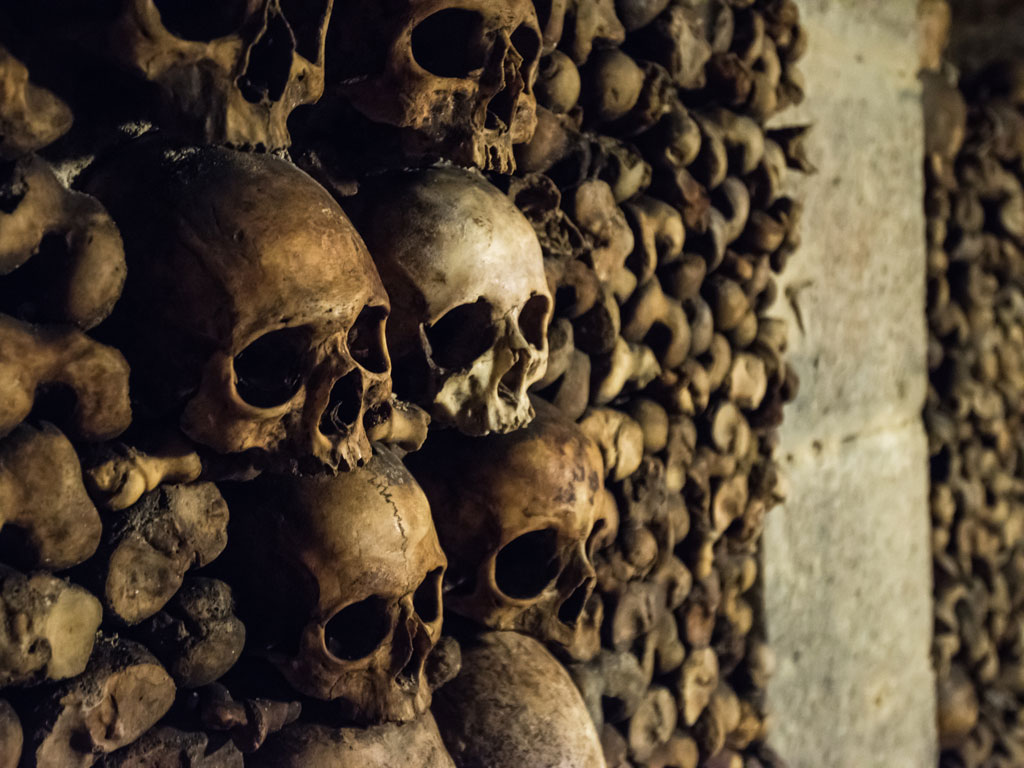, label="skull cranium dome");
[358,165,552,437]
[86,138,392,473]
